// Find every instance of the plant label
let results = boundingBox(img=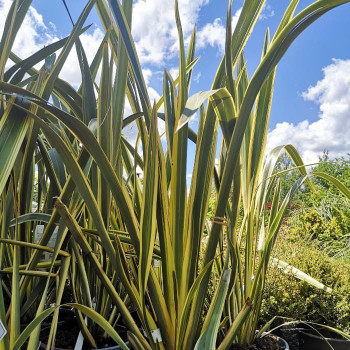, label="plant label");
[34,225,58,262]
[0,320,7,341]
[142,328,163,343]
[151,329,162,343]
